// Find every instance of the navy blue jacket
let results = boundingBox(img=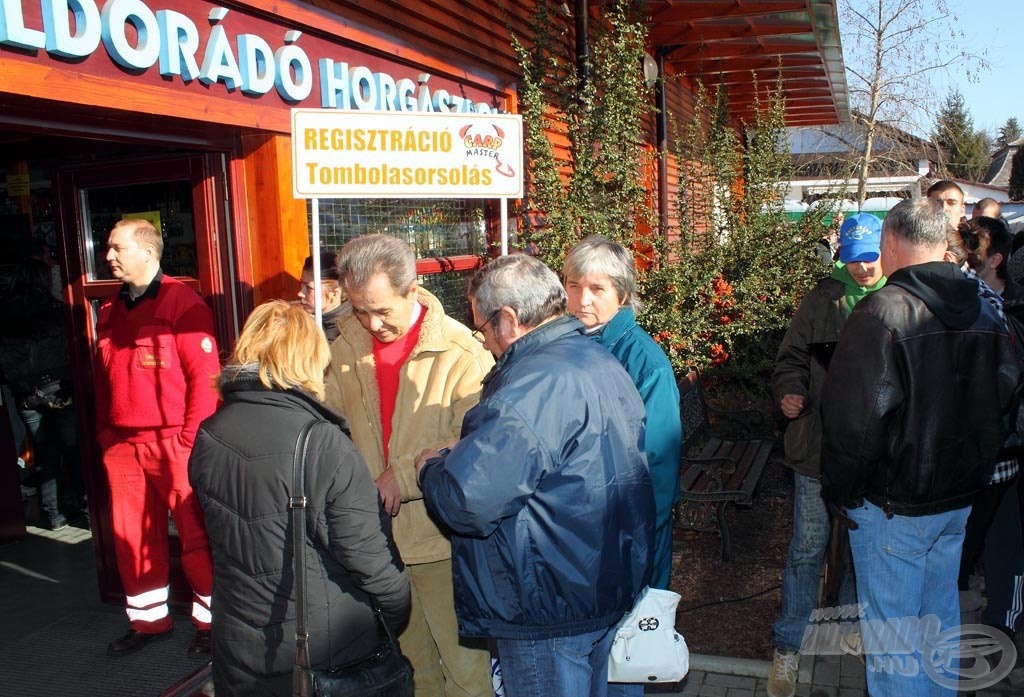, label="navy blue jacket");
[420,315,654,639]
